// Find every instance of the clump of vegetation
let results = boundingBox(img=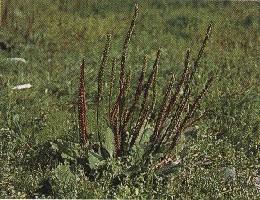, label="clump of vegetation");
[73,4,213,183]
